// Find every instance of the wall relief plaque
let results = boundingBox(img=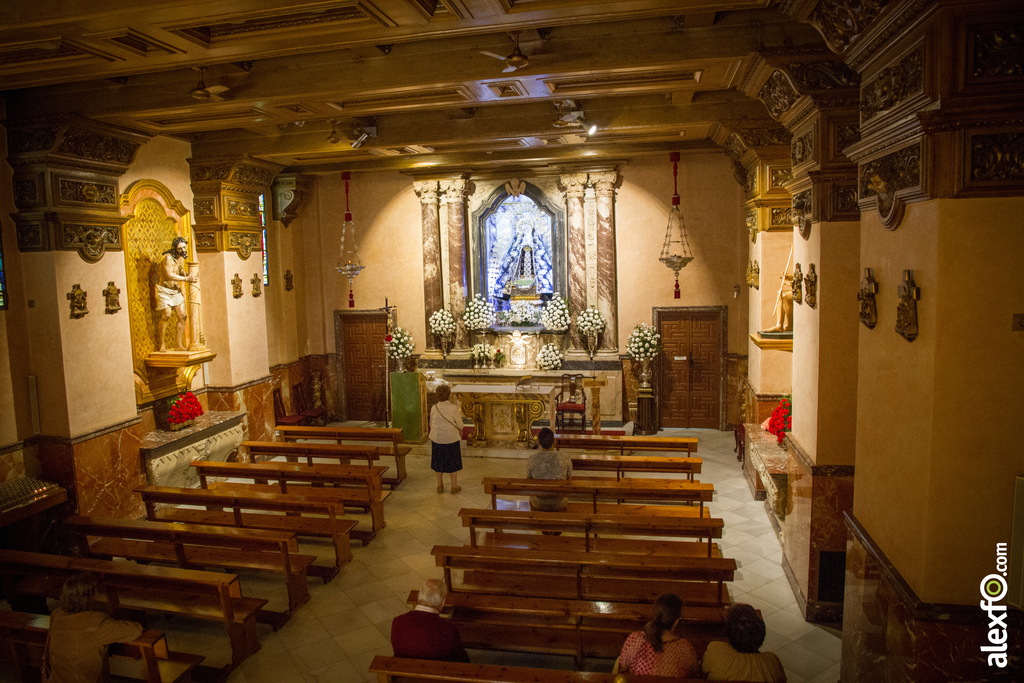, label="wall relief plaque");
[792,264,804,305]
[805,264,817,308]
[896,269,920,342]
[858,268,878,329]
[67,283,88,319]
[231,274,243,299]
